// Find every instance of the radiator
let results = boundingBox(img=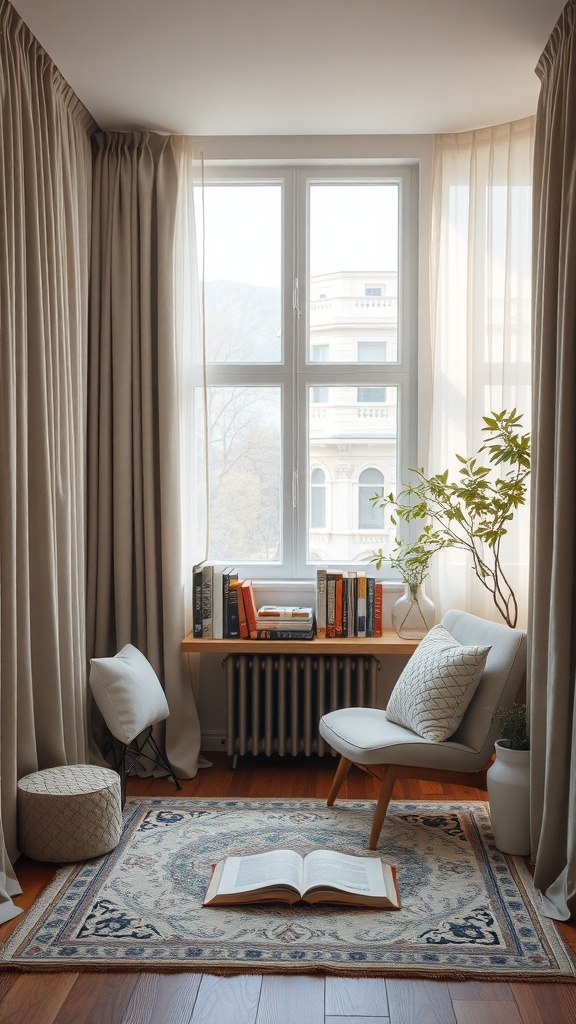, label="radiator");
[225,653,378,758]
